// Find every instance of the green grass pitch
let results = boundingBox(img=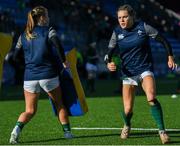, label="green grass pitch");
[0,95,180,145]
